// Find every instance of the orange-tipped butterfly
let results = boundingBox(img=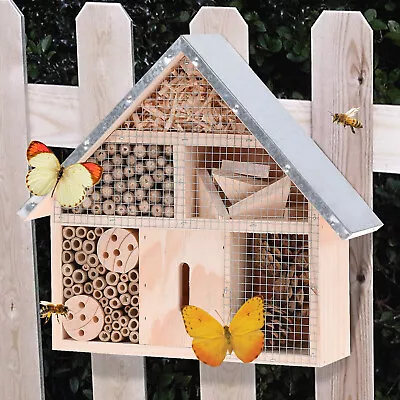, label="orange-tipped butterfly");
[26,141,103,208]
[181,296,265,367]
